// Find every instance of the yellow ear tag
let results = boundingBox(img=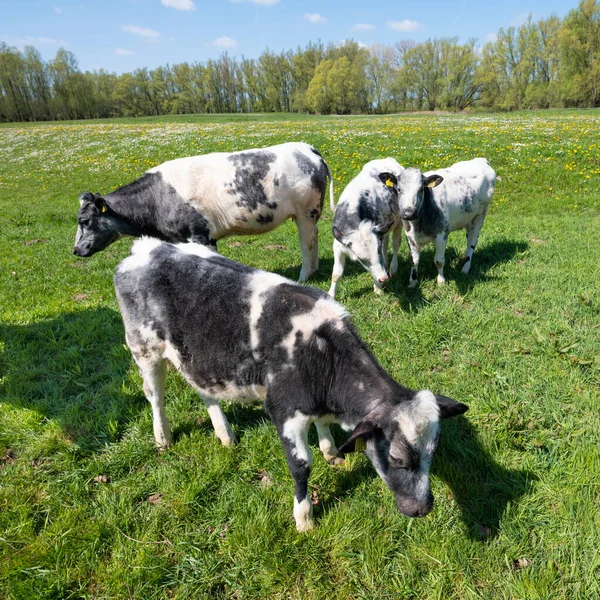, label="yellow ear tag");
[385,178,394,188]
[354,437,367,452]
[101,205,107,213]
[426,179,438,188]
